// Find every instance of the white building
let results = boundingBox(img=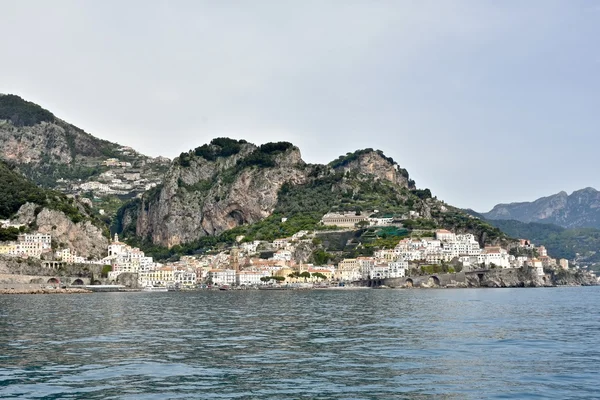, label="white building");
[479,247,511,268]
[237,270,270,286]
[435,229,456,242]
[174,269,197,287]
[208,269,236,285]
[273,249,292,262]
[18,233,51,249]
